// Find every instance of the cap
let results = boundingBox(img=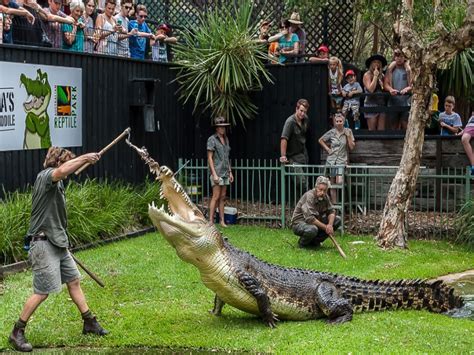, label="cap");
[318,45,329,53]
[345,69,355,77]
[157,24,171,34]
